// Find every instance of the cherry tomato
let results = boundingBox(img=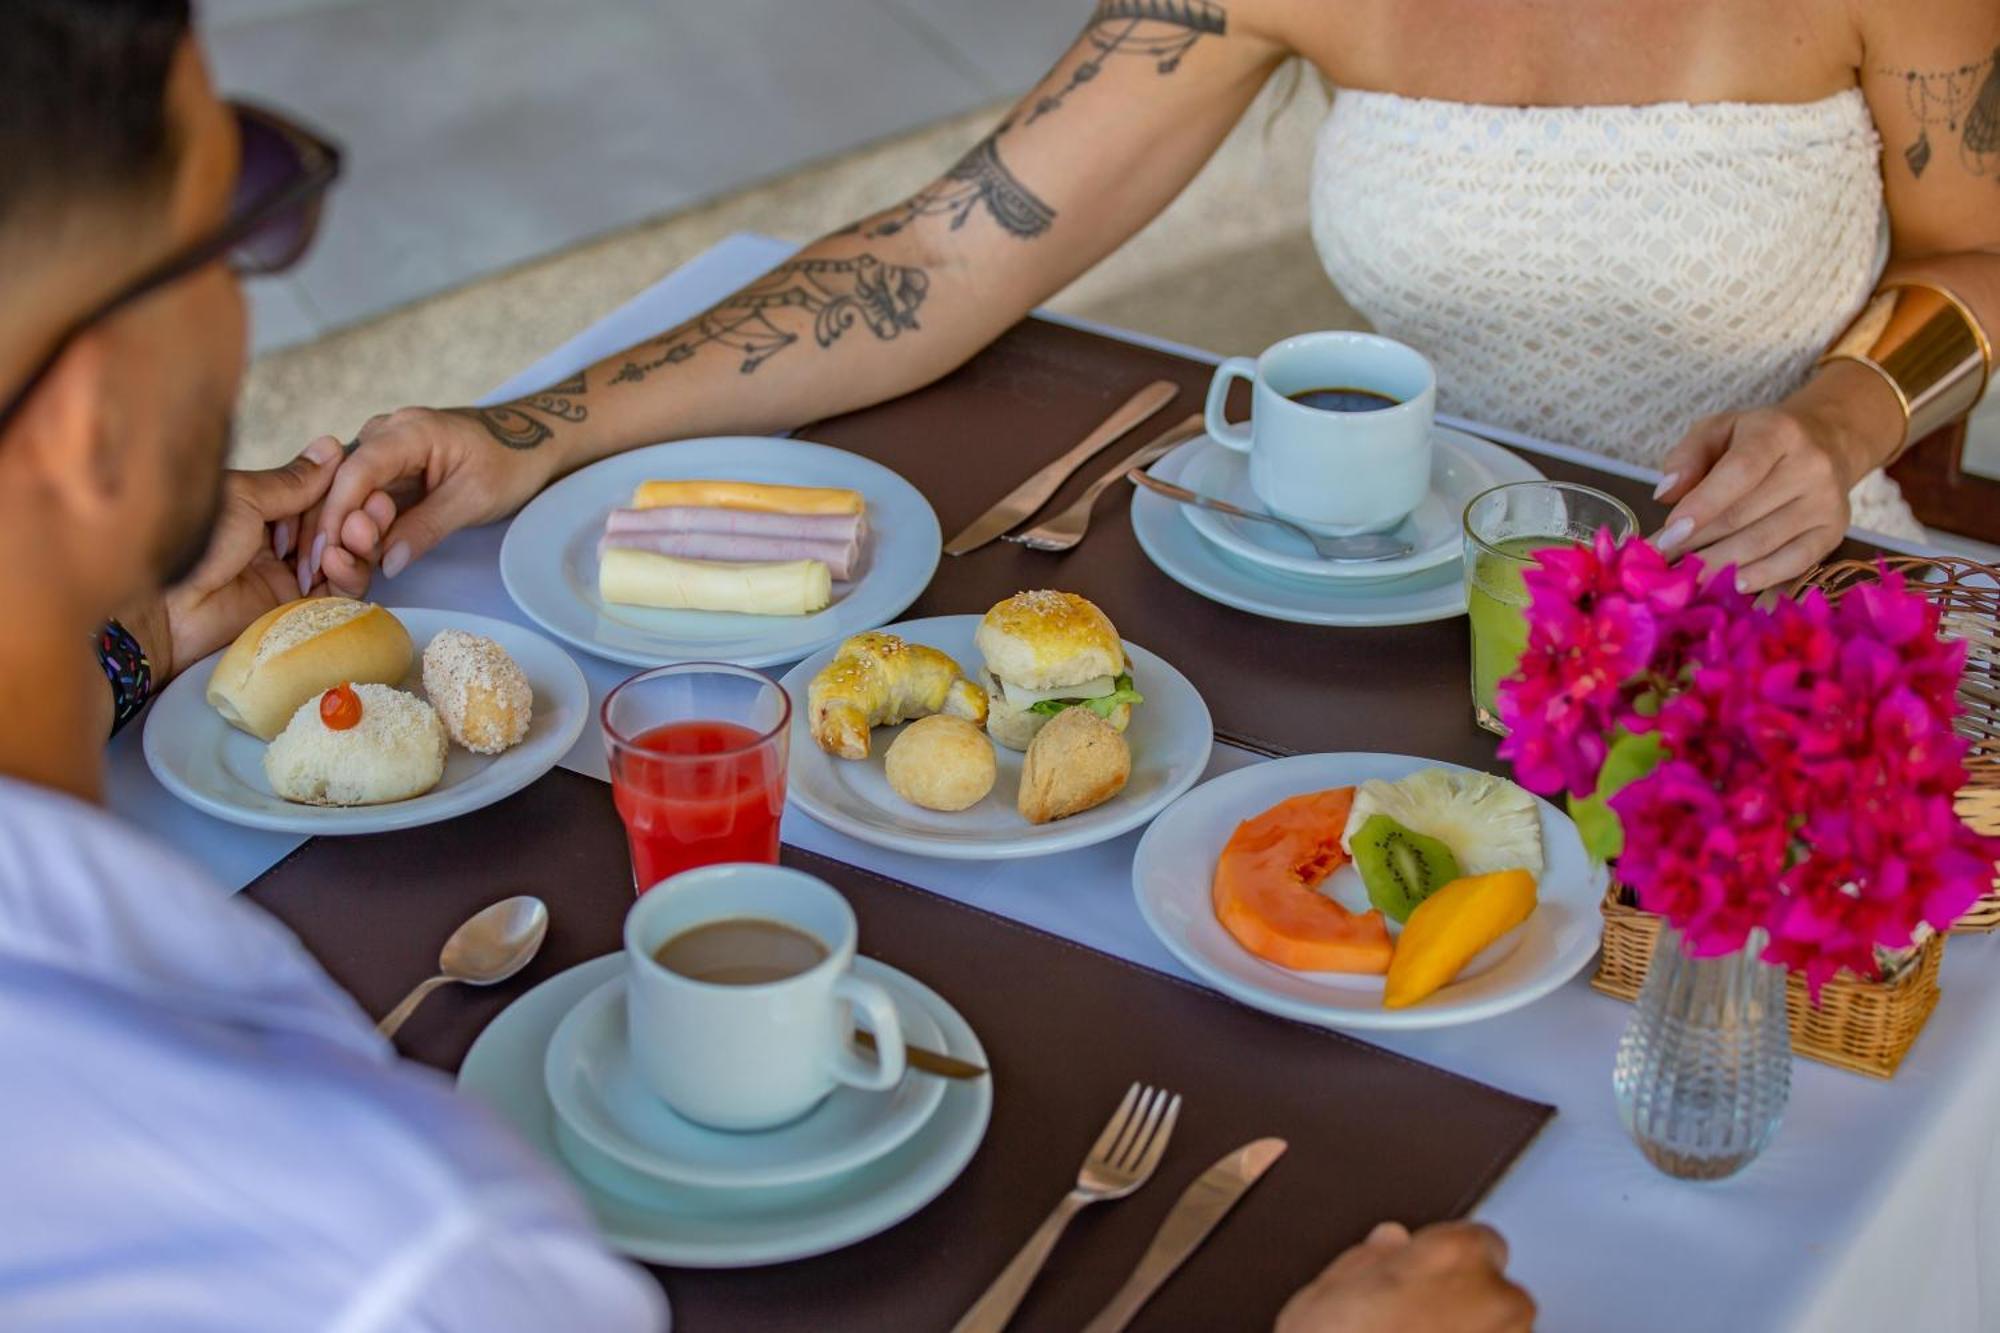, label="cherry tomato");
[320,682,362,731]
